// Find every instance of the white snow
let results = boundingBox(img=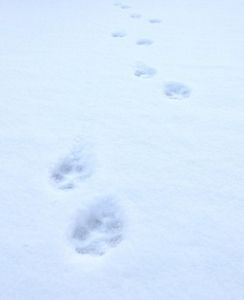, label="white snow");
[0,0,244,299]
